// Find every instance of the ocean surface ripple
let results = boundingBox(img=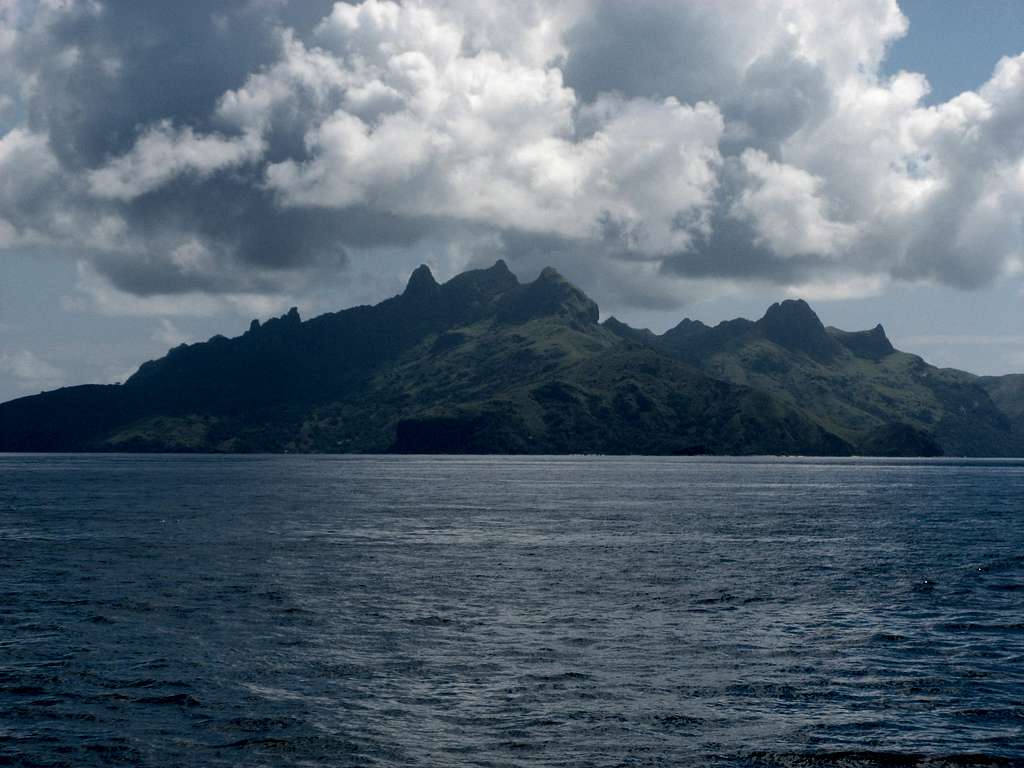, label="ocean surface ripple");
[1,454,1022,767]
